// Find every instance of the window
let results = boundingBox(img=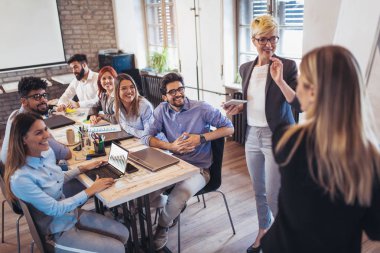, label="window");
[144,0,178,71]
[238,0,304,66]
